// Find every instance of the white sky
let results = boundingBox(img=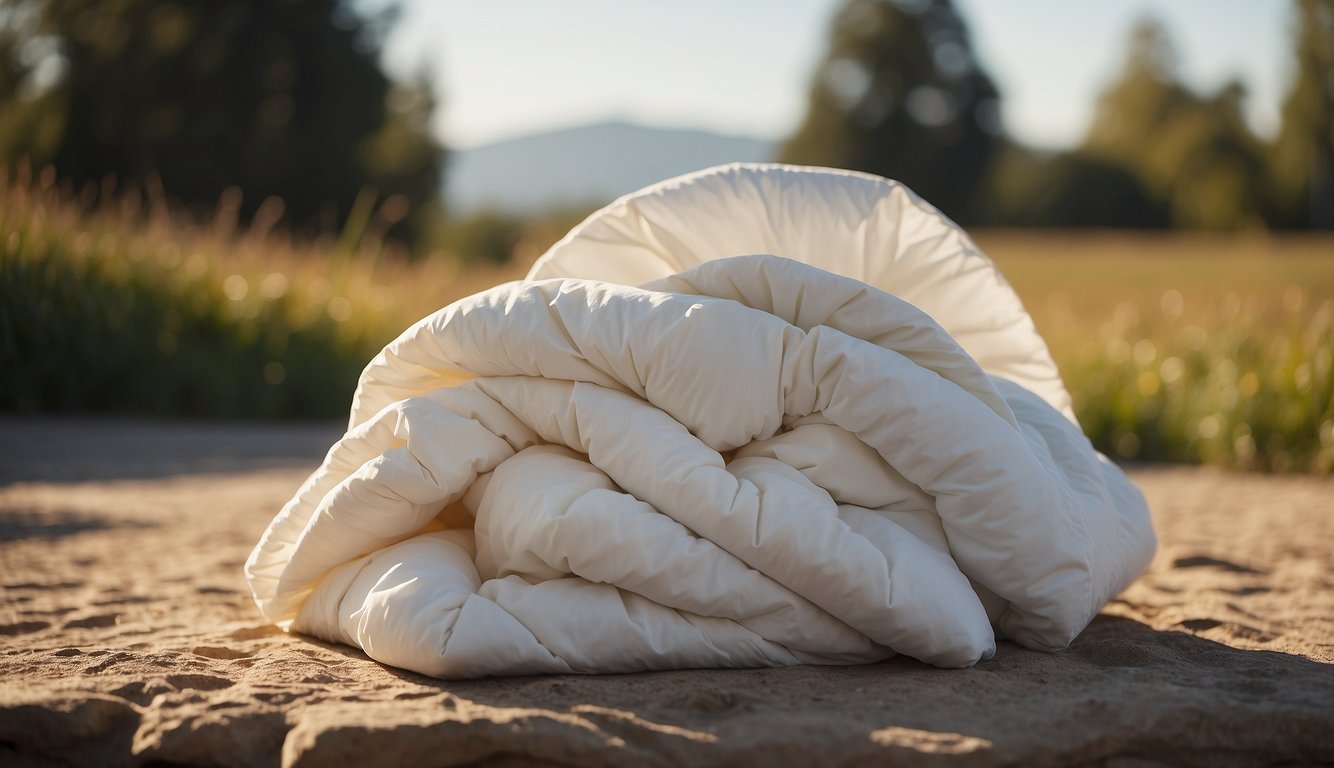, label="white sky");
[377,0,1293,150]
